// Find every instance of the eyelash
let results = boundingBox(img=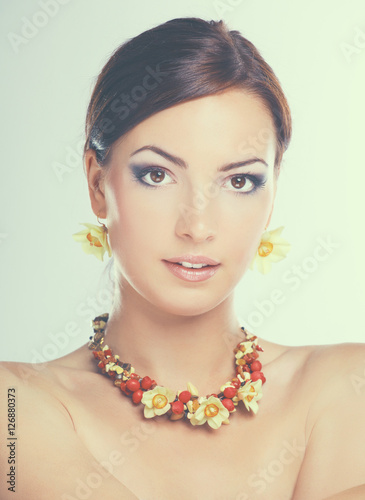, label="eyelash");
[131,166,267,196]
